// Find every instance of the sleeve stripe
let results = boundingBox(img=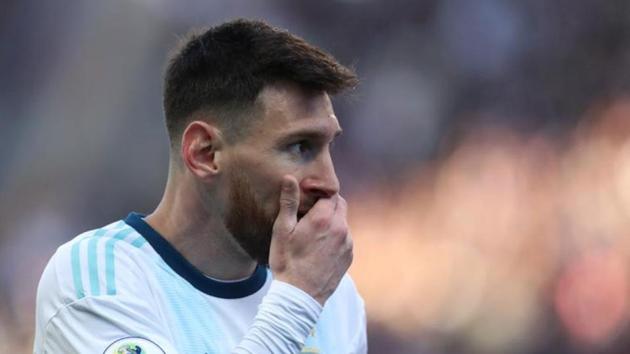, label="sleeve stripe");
[71,241,86,299]
[87,231,105,296]
[130,235,147,248]
[71,222,130,299]
[105,228,135,295]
